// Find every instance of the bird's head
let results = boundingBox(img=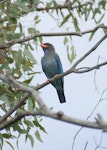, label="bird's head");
[40,43,55,54]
